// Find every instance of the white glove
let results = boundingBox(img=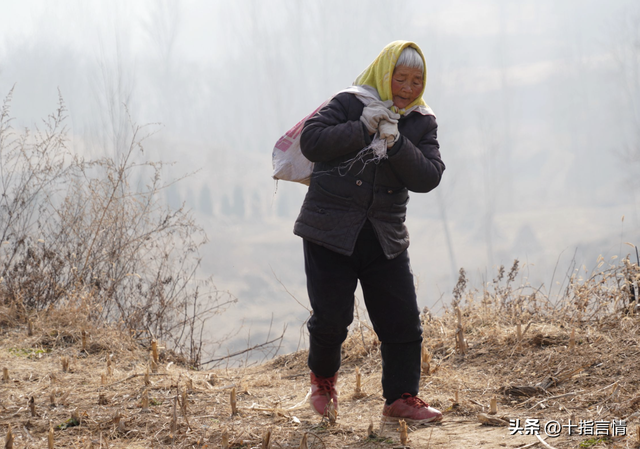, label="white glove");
[378,119,399,148]
[360,100,400,134]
